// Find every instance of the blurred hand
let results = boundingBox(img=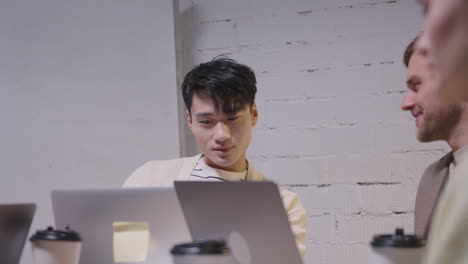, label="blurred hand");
[417,0,468,98]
